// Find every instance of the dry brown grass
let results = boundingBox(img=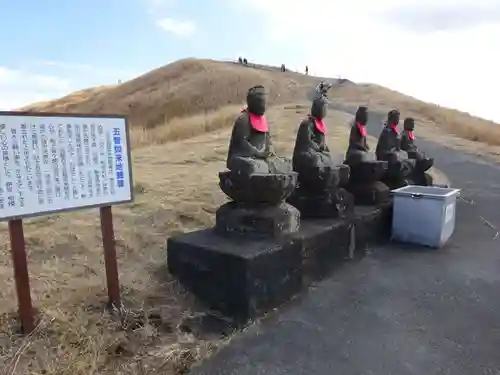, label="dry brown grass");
[21,59,317,131]
[328,83,500,148]
[0,104,371,375]
[130,104,241,148]
[24,86,115,112]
